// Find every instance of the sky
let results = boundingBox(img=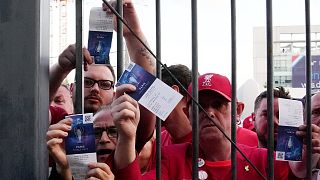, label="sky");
[59,0,320,88]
